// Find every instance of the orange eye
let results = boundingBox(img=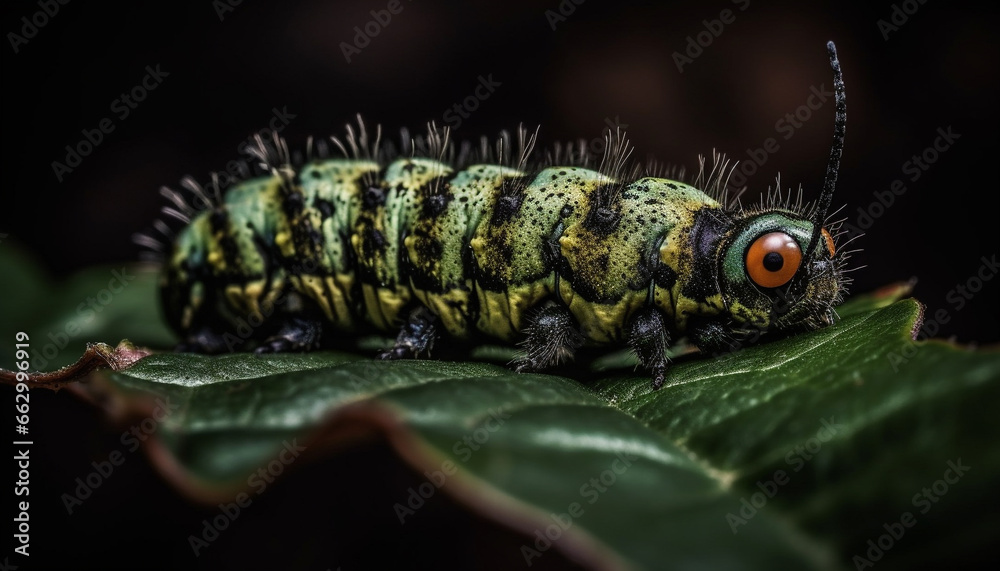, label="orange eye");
[821,228,836,257]
[746,232,802,288]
